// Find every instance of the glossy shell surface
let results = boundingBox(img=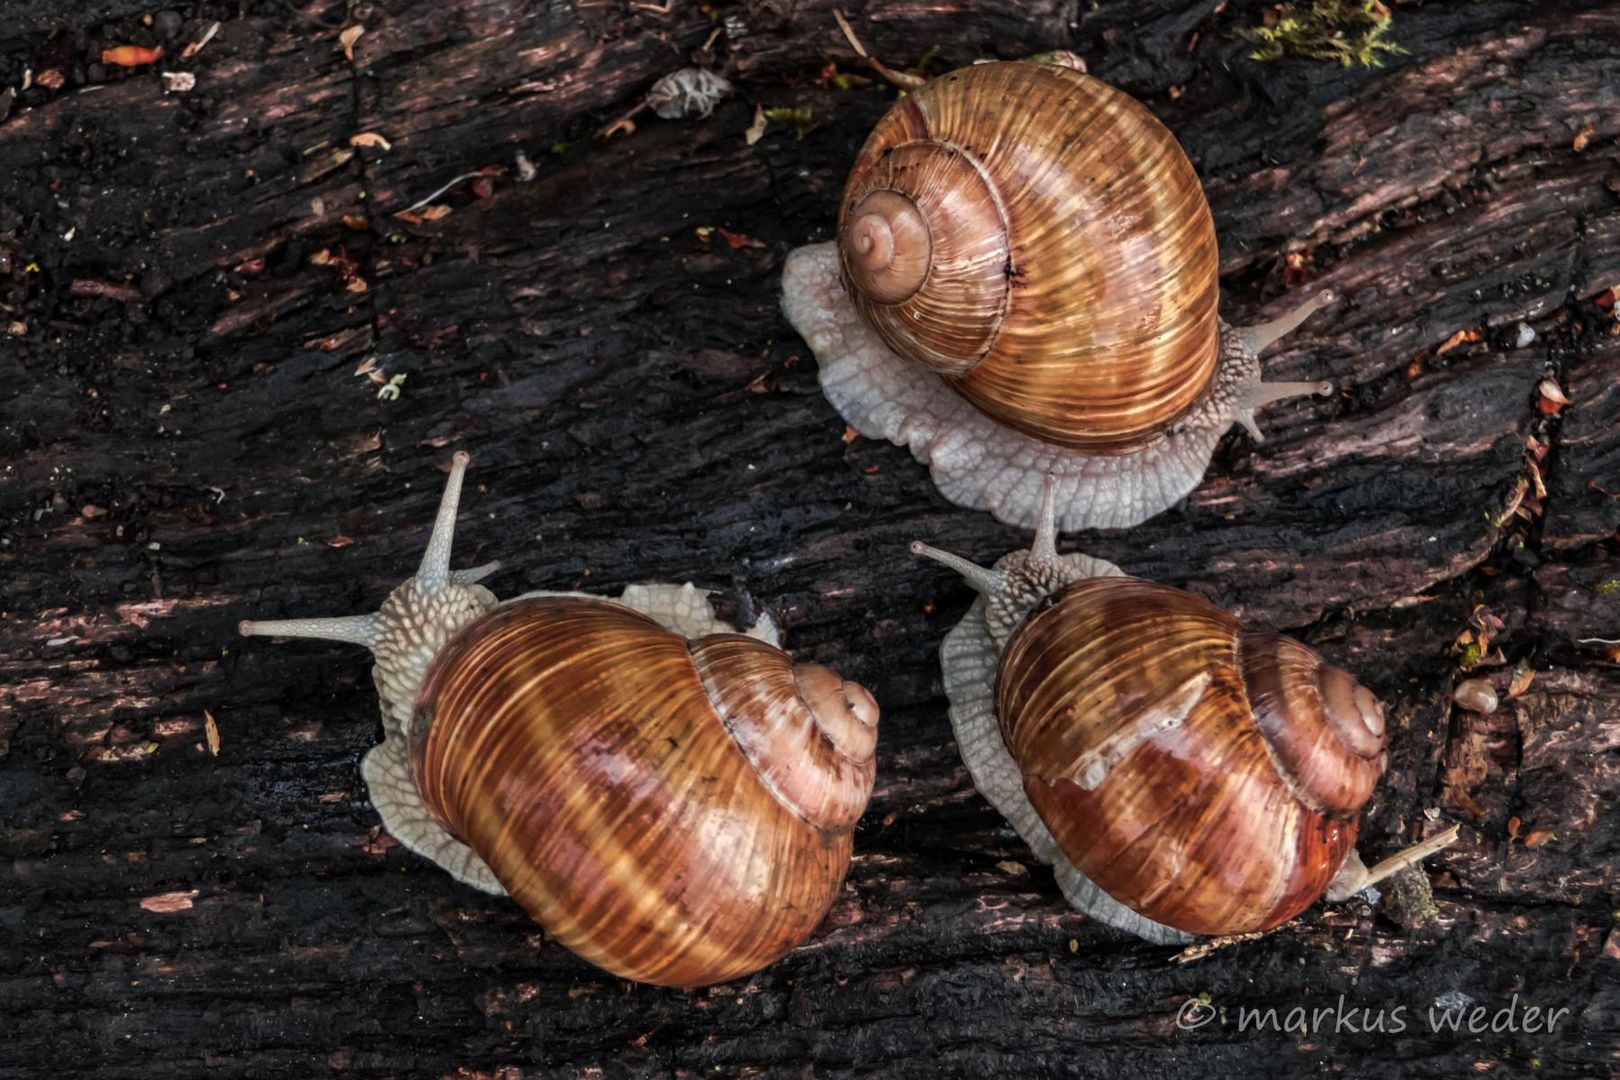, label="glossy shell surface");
[995,577,1388,934]
[410,596,866,987]
[838,62,1221,453]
